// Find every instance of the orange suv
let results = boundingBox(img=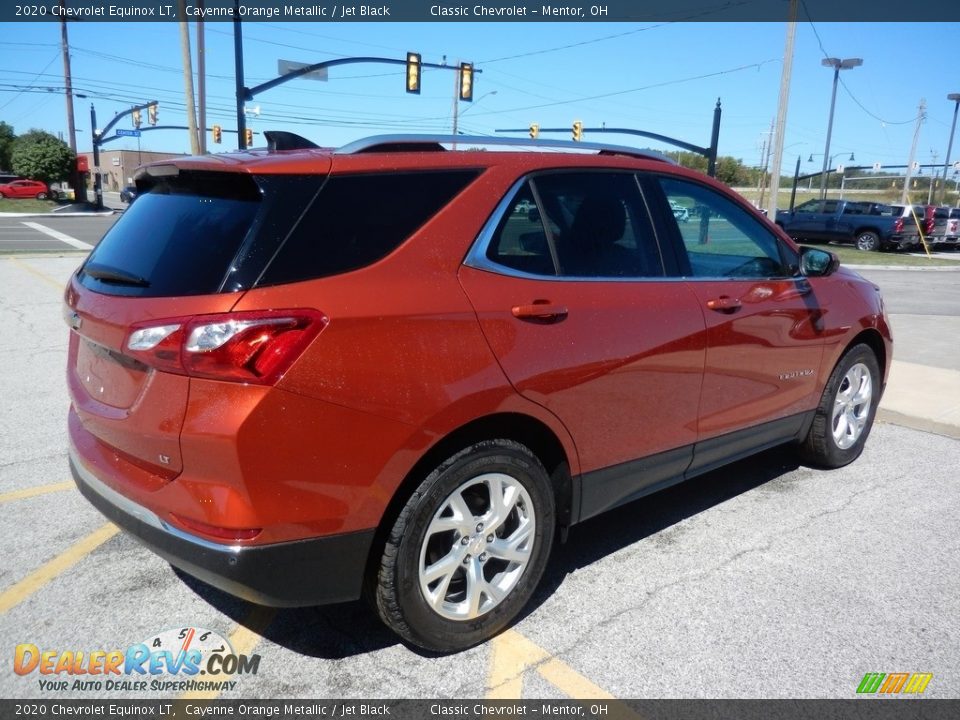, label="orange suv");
[65,134,892,651]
